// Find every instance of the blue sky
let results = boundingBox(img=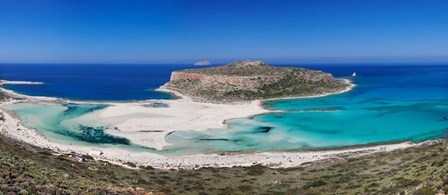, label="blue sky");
[0,0,447,64]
